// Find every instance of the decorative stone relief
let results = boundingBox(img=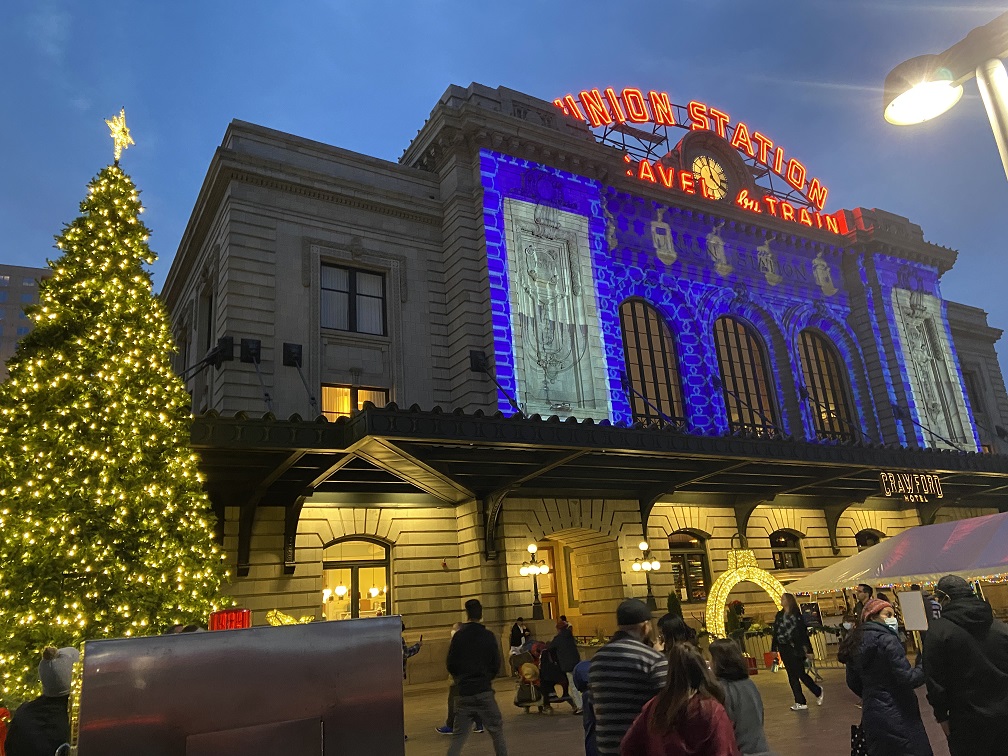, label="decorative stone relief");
[503,196,611,421]
[705,221,732,277]
[813,250,838,296]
